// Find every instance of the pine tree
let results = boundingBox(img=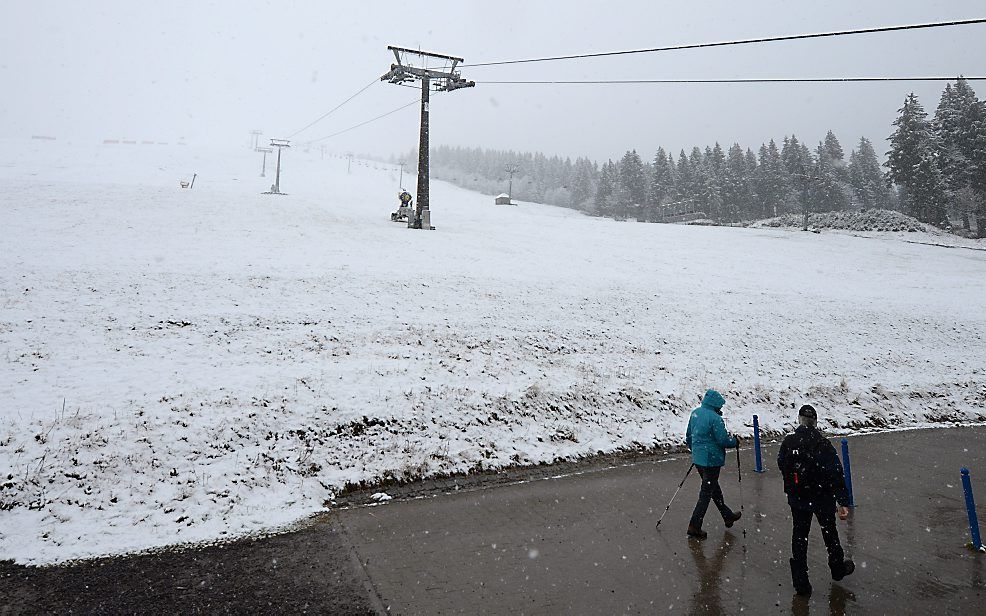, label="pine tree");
[570,157,597,211]
[848,137,890,209]
[690,151,721,221]
[781,135,816,217]
[781,135,803,177]
[755,140,790,218]
[675,149,694,210]
[964,99,986,236]
[824,131,852,190]
[709,143,726,179]
[885,93,949,225]
[744,148,759,219]
[594,160,615,217]
[823,130,845,162]
[618,150,647,221]
[721,144,749,222]
[813,134,851,212]
[649,148,674,221]
[934,77,981,229]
